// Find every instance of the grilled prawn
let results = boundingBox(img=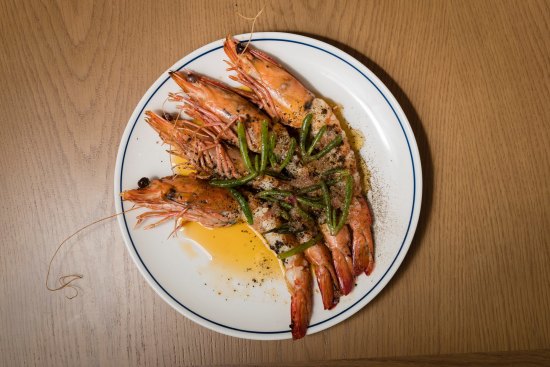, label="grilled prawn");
[121,175,240,230]
[247,195,313,339]
[169,69,294,160]
[121,174,313,339]
[224,36,375,280]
